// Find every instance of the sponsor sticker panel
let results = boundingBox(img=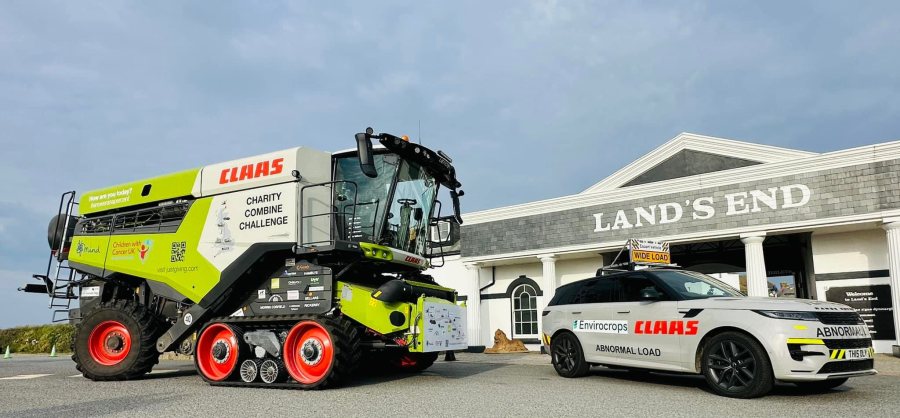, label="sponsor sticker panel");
[572,320,629,334]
